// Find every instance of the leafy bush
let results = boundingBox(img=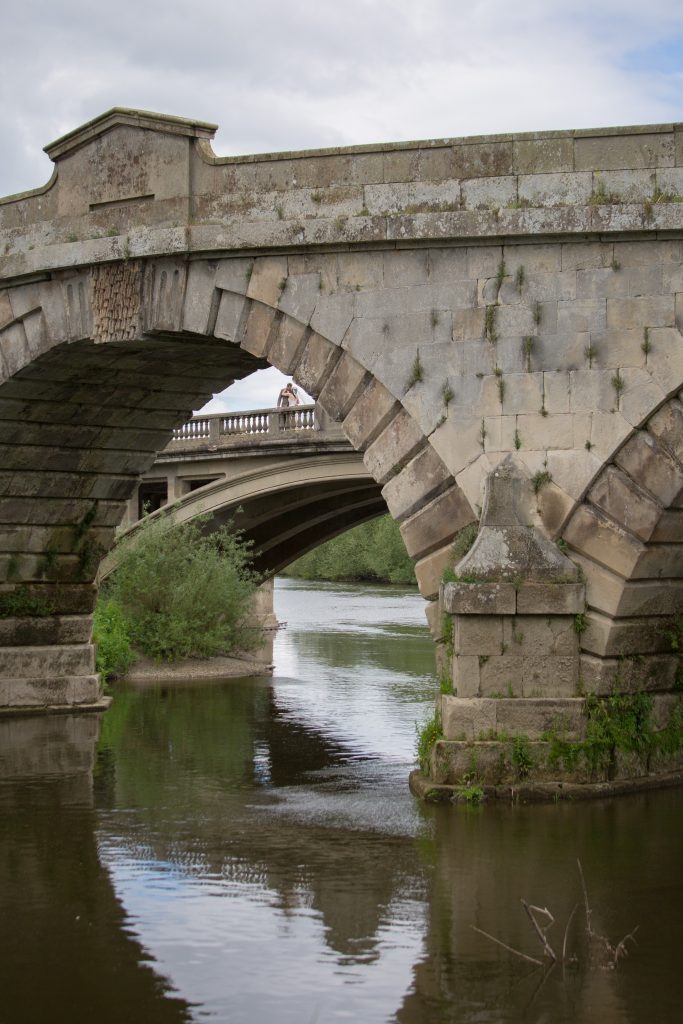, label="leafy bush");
[103,515,262,662]
[93,598,134,681]
[284,515,416,585]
